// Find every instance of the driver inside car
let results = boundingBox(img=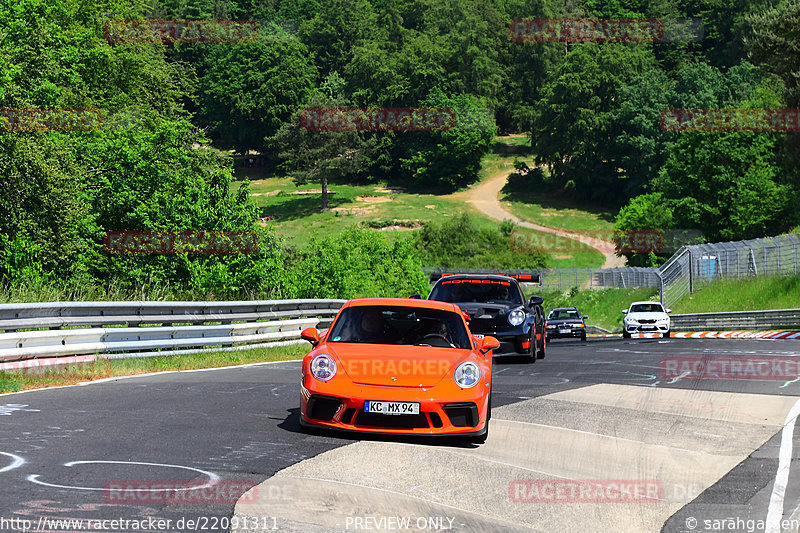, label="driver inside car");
[358,309,397,344]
